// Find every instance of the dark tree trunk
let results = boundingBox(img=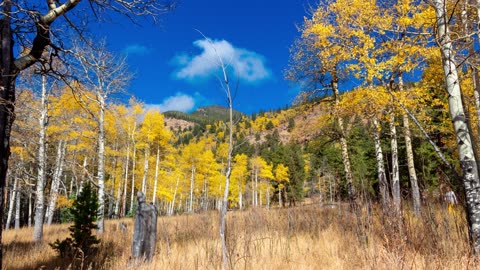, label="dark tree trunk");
[1,3,17,266]
[132,192,157,262]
